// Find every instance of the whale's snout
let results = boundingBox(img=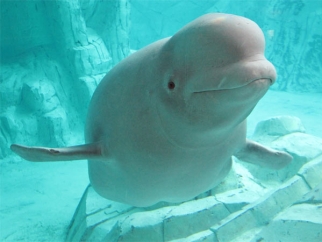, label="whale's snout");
[190,58,276,93]
[249,78,273,90]
[227,58,277,90]
[258,60,277,86]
